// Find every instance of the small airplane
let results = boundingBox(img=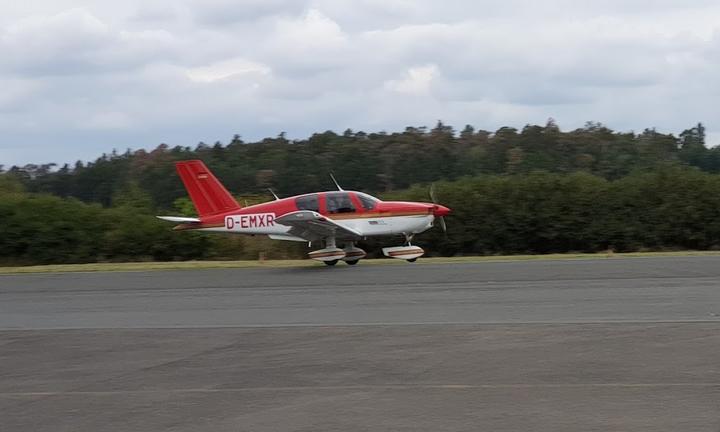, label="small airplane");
[158,160,451,265]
